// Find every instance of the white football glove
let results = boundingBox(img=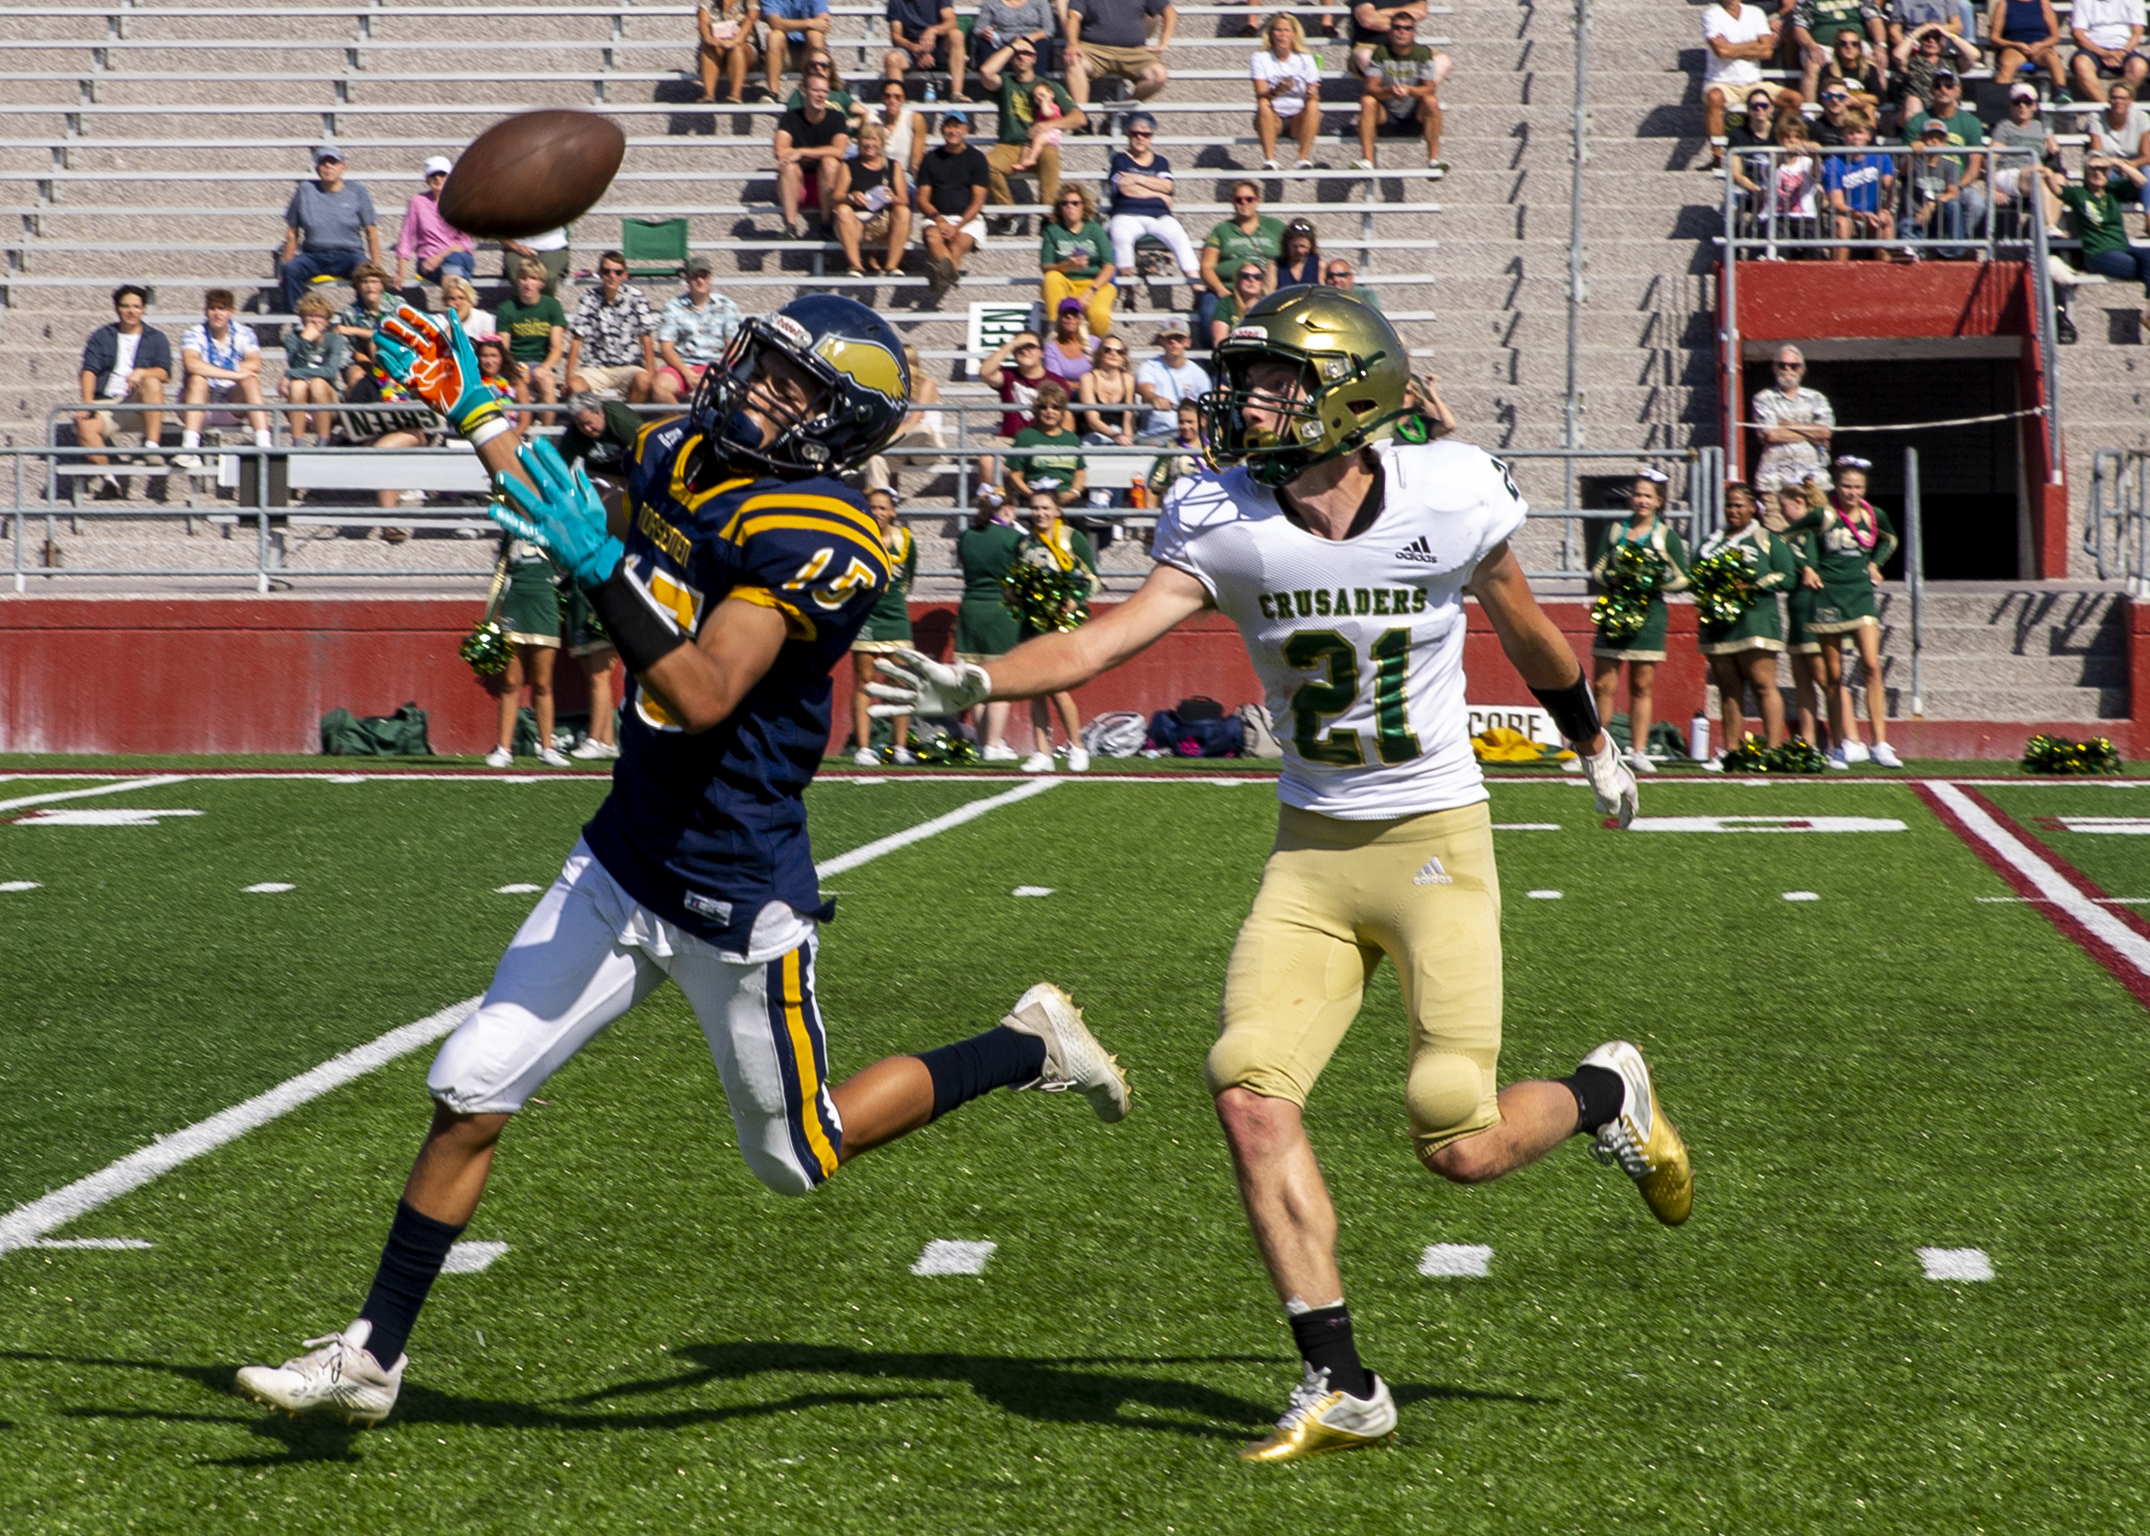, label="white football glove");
[865,647,993,717]
[1581,741,1639,830]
